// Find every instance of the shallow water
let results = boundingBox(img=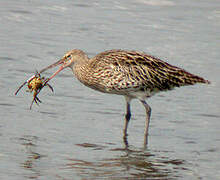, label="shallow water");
[0,0,220,179]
